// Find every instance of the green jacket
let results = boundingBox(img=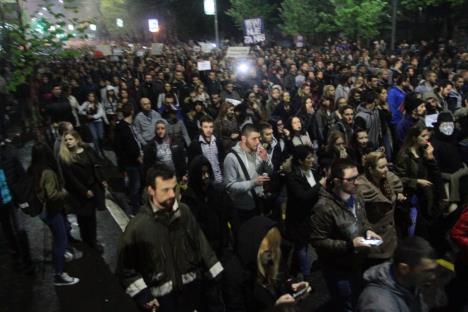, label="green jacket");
[38,169,67,215]
[116,199,223,300]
